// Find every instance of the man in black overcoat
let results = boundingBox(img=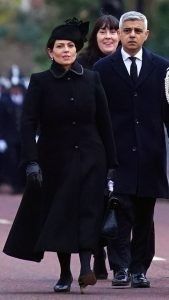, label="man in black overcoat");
[93,11,169,288]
